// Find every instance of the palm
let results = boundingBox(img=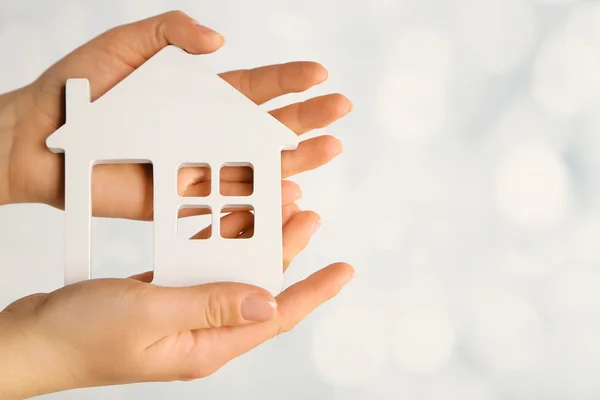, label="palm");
[7,11,351,220]
[3,200,353,395]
